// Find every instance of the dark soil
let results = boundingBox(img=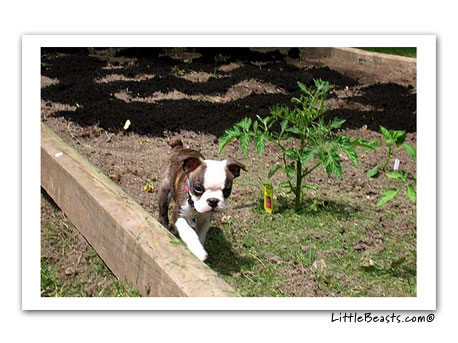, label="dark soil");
[41,47,416,296]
